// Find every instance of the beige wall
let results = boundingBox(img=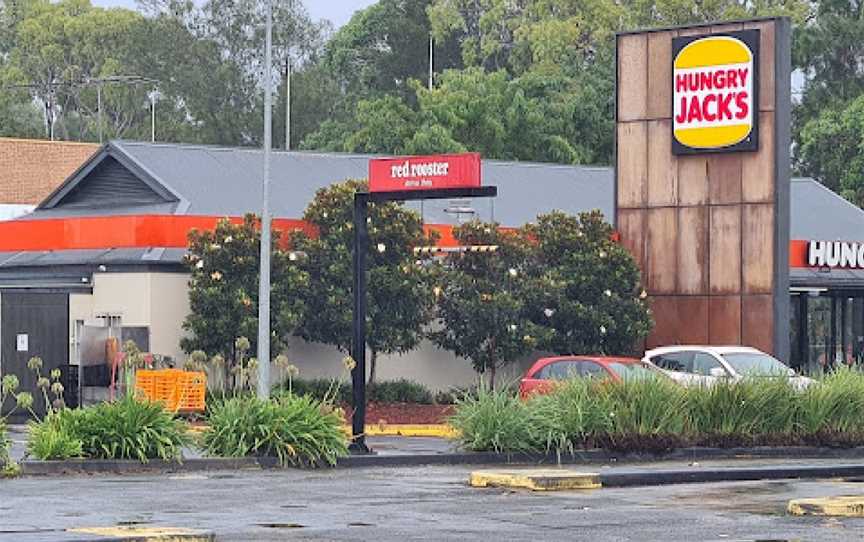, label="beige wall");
[148,273,191,363]
[92,273,152,325]
[73,271,535,391]
[71,272,189,364]
[283,337,536,392]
